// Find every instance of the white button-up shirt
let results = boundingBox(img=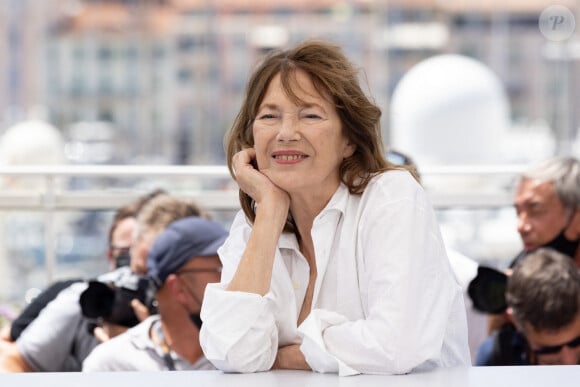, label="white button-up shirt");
[200,171,471,375]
